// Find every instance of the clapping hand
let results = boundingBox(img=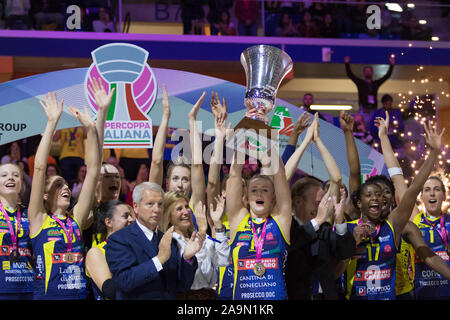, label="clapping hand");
[188,91,206,121]
[209,195,226,228]
[183,231,205,260]
[333,187,347,224]
[193,201,208,235]
[292,112,312,136]
[210,91,228,120]
[157,226,174,265]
